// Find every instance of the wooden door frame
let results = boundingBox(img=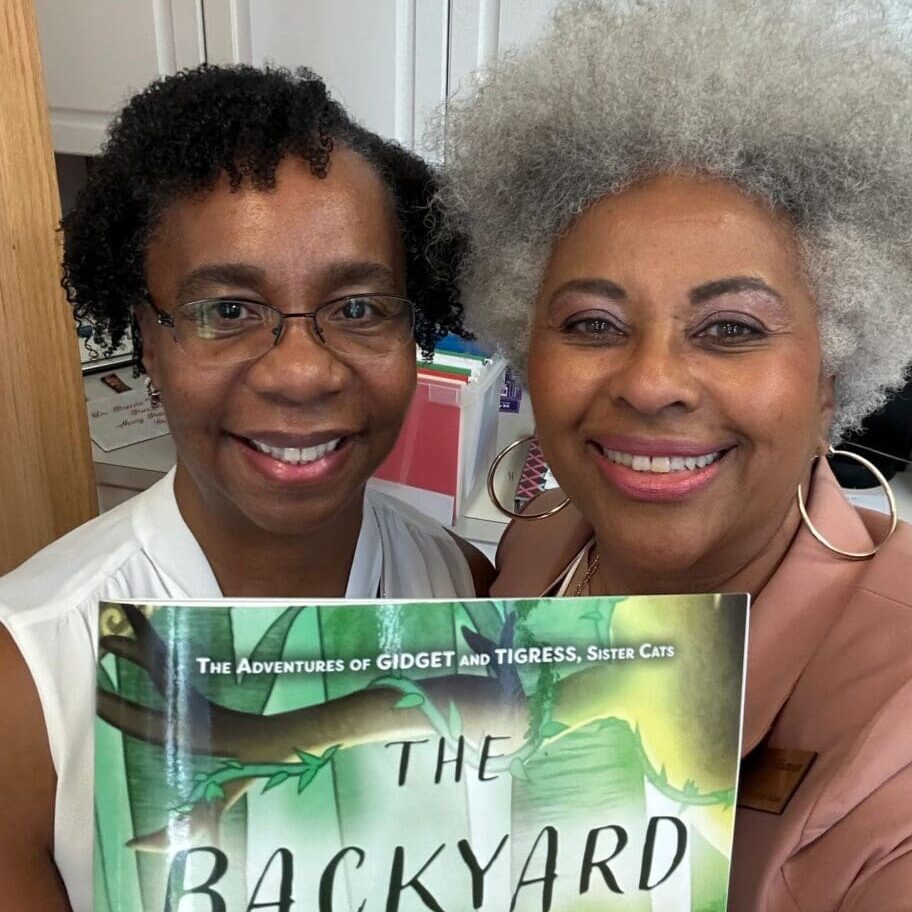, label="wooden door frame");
[0,0,97,575]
